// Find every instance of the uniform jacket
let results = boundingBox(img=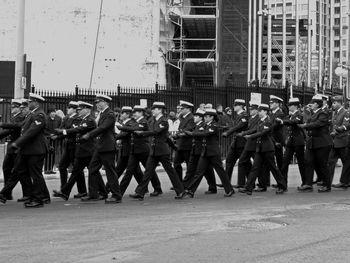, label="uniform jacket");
[58,114,81,149]
[191,121,206,156]
[118,116,150,154]
[282,110,305,147]
[331,107,348,148]
[249,116,275,153]
[270,108,285,146]
[142,115,171,156]
[0,113,25,153]
[114,118,134,156]
[192,121,221,157]
[88,107,116,152]
[304,108,332,149]
[65,114,96,158]
[241,114,260,152]
[225,111,248,148]
[174,113,195,151]
[15,108,48,155]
